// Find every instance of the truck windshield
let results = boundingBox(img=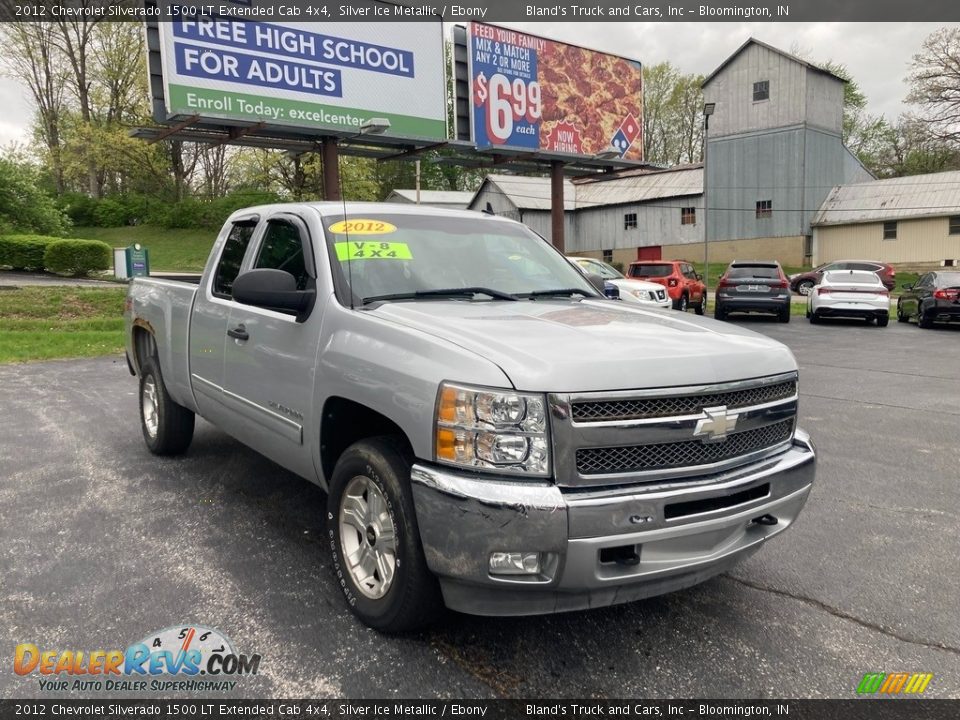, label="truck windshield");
[322,214,598,304]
